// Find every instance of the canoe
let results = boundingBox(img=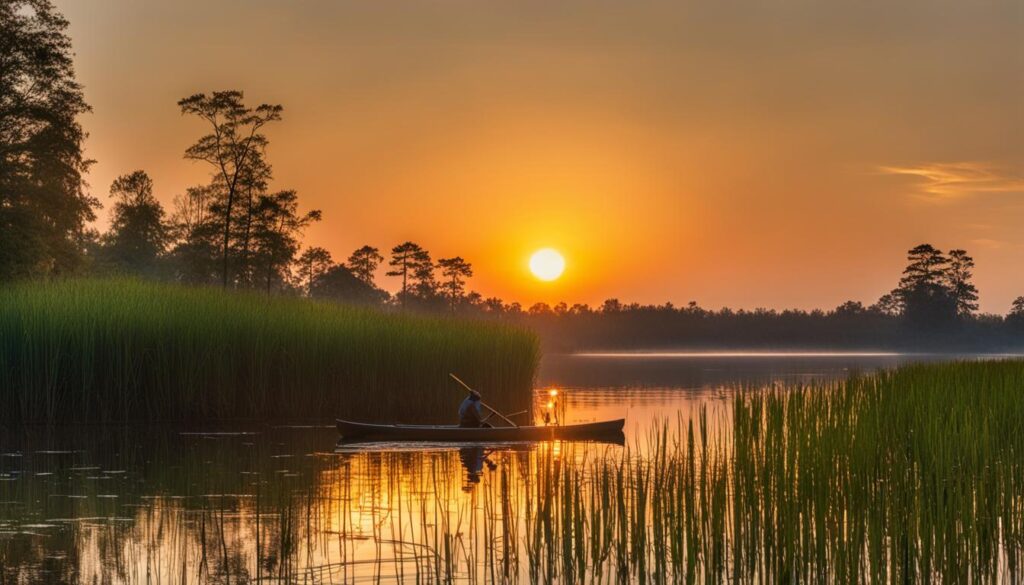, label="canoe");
[336,418,625,443]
